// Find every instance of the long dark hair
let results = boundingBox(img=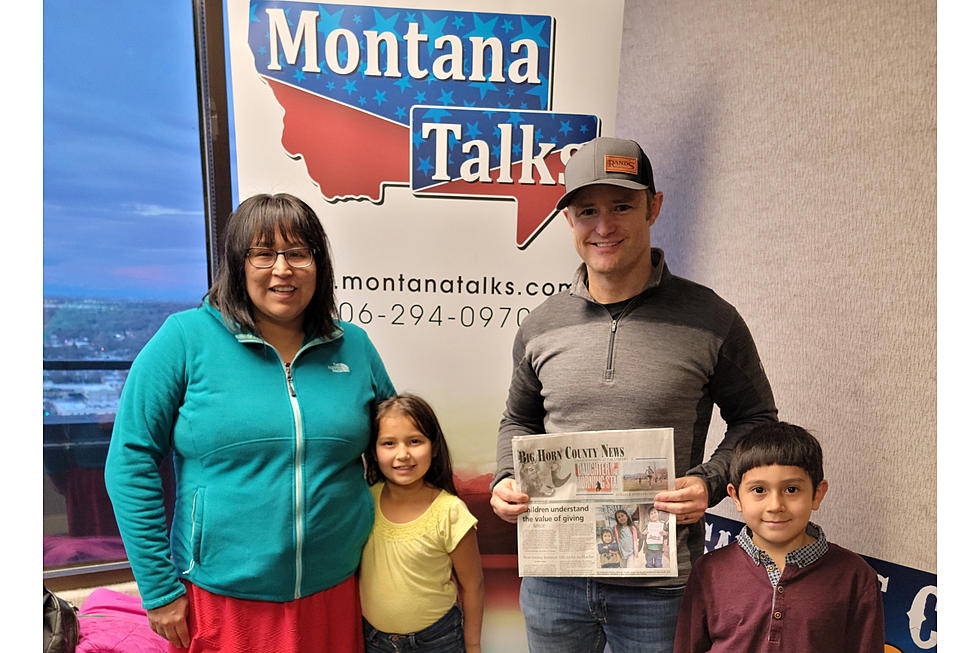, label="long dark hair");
[365,394,457,495]
[207,193,338,338]
[614,509,635,529]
